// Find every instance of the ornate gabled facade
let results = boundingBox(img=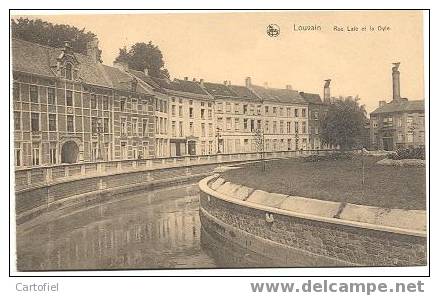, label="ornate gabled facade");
[12,38,155,168]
